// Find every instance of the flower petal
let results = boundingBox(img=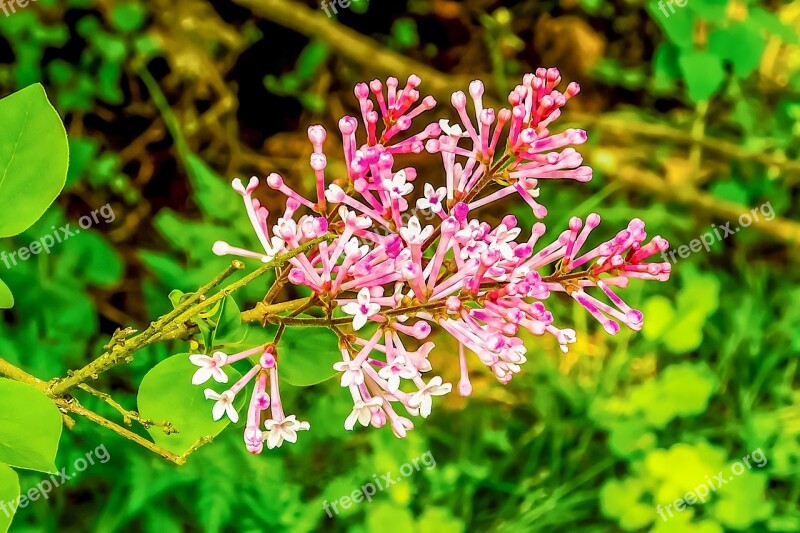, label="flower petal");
[341,302,361,316]
[352,313,368,331]
[344,409,359,431]
[226,403,239,424]
[212,401,226,421]
[192,367,213,385]
[190,354,213,367]
[357,287,371,306]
